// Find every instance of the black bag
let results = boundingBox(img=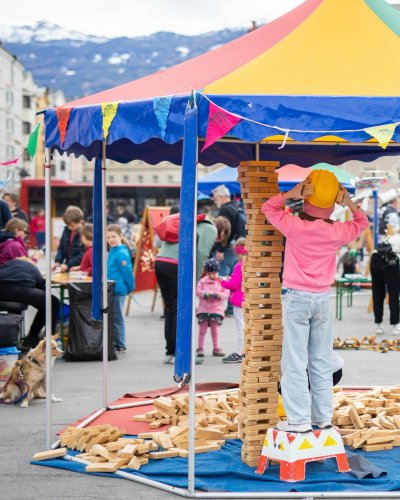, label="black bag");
[376,241,398,267]
[0,312,21,348]
[64,282,117,361]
